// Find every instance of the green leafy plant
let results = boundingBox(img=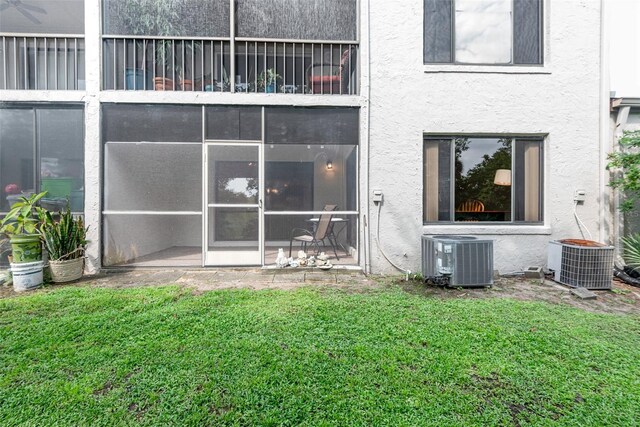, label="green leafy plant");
[257,69,282,90]
[118,0,179,36]
[621,233,640,269]
[39,205,88,262]
[607,130,640,212]
[0,192,47,236]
